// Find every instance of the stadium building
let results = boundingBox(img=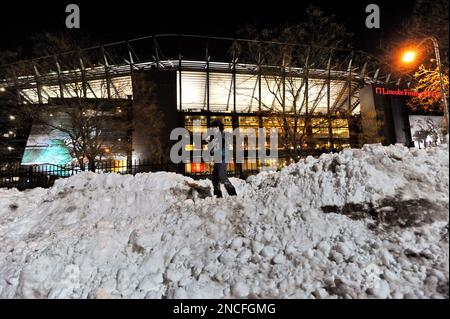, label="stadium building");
[0,35,426,177]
